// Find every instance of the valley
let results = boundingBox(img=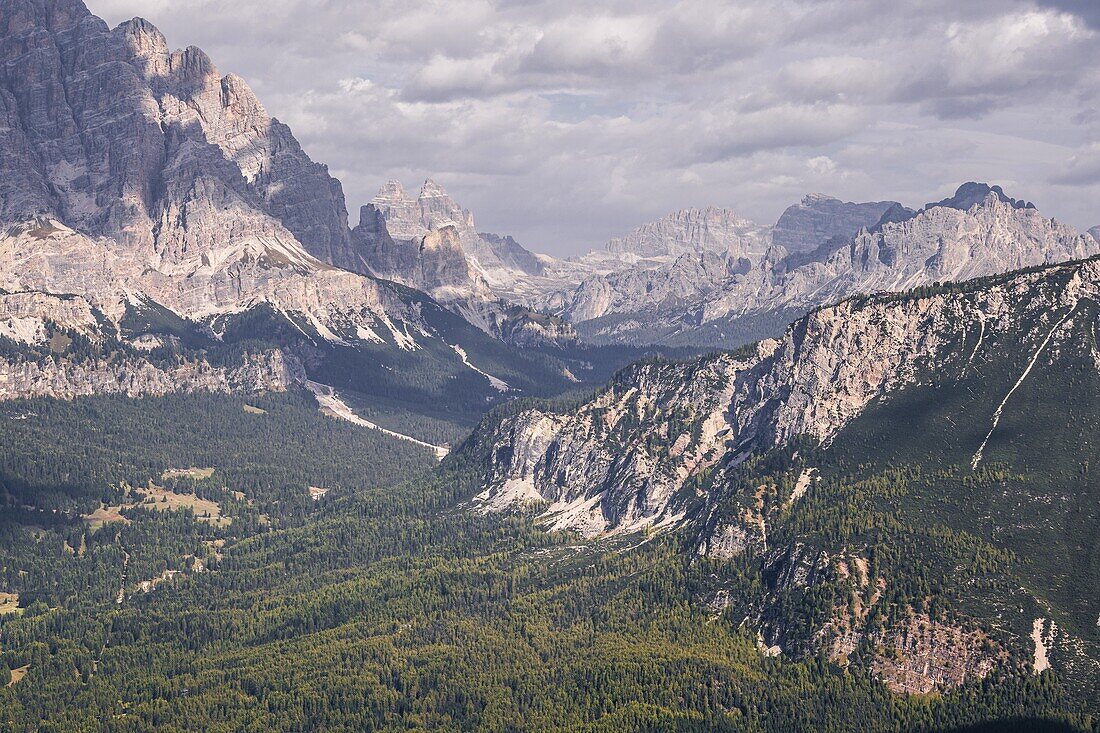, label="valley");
[0,0,1095,730]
